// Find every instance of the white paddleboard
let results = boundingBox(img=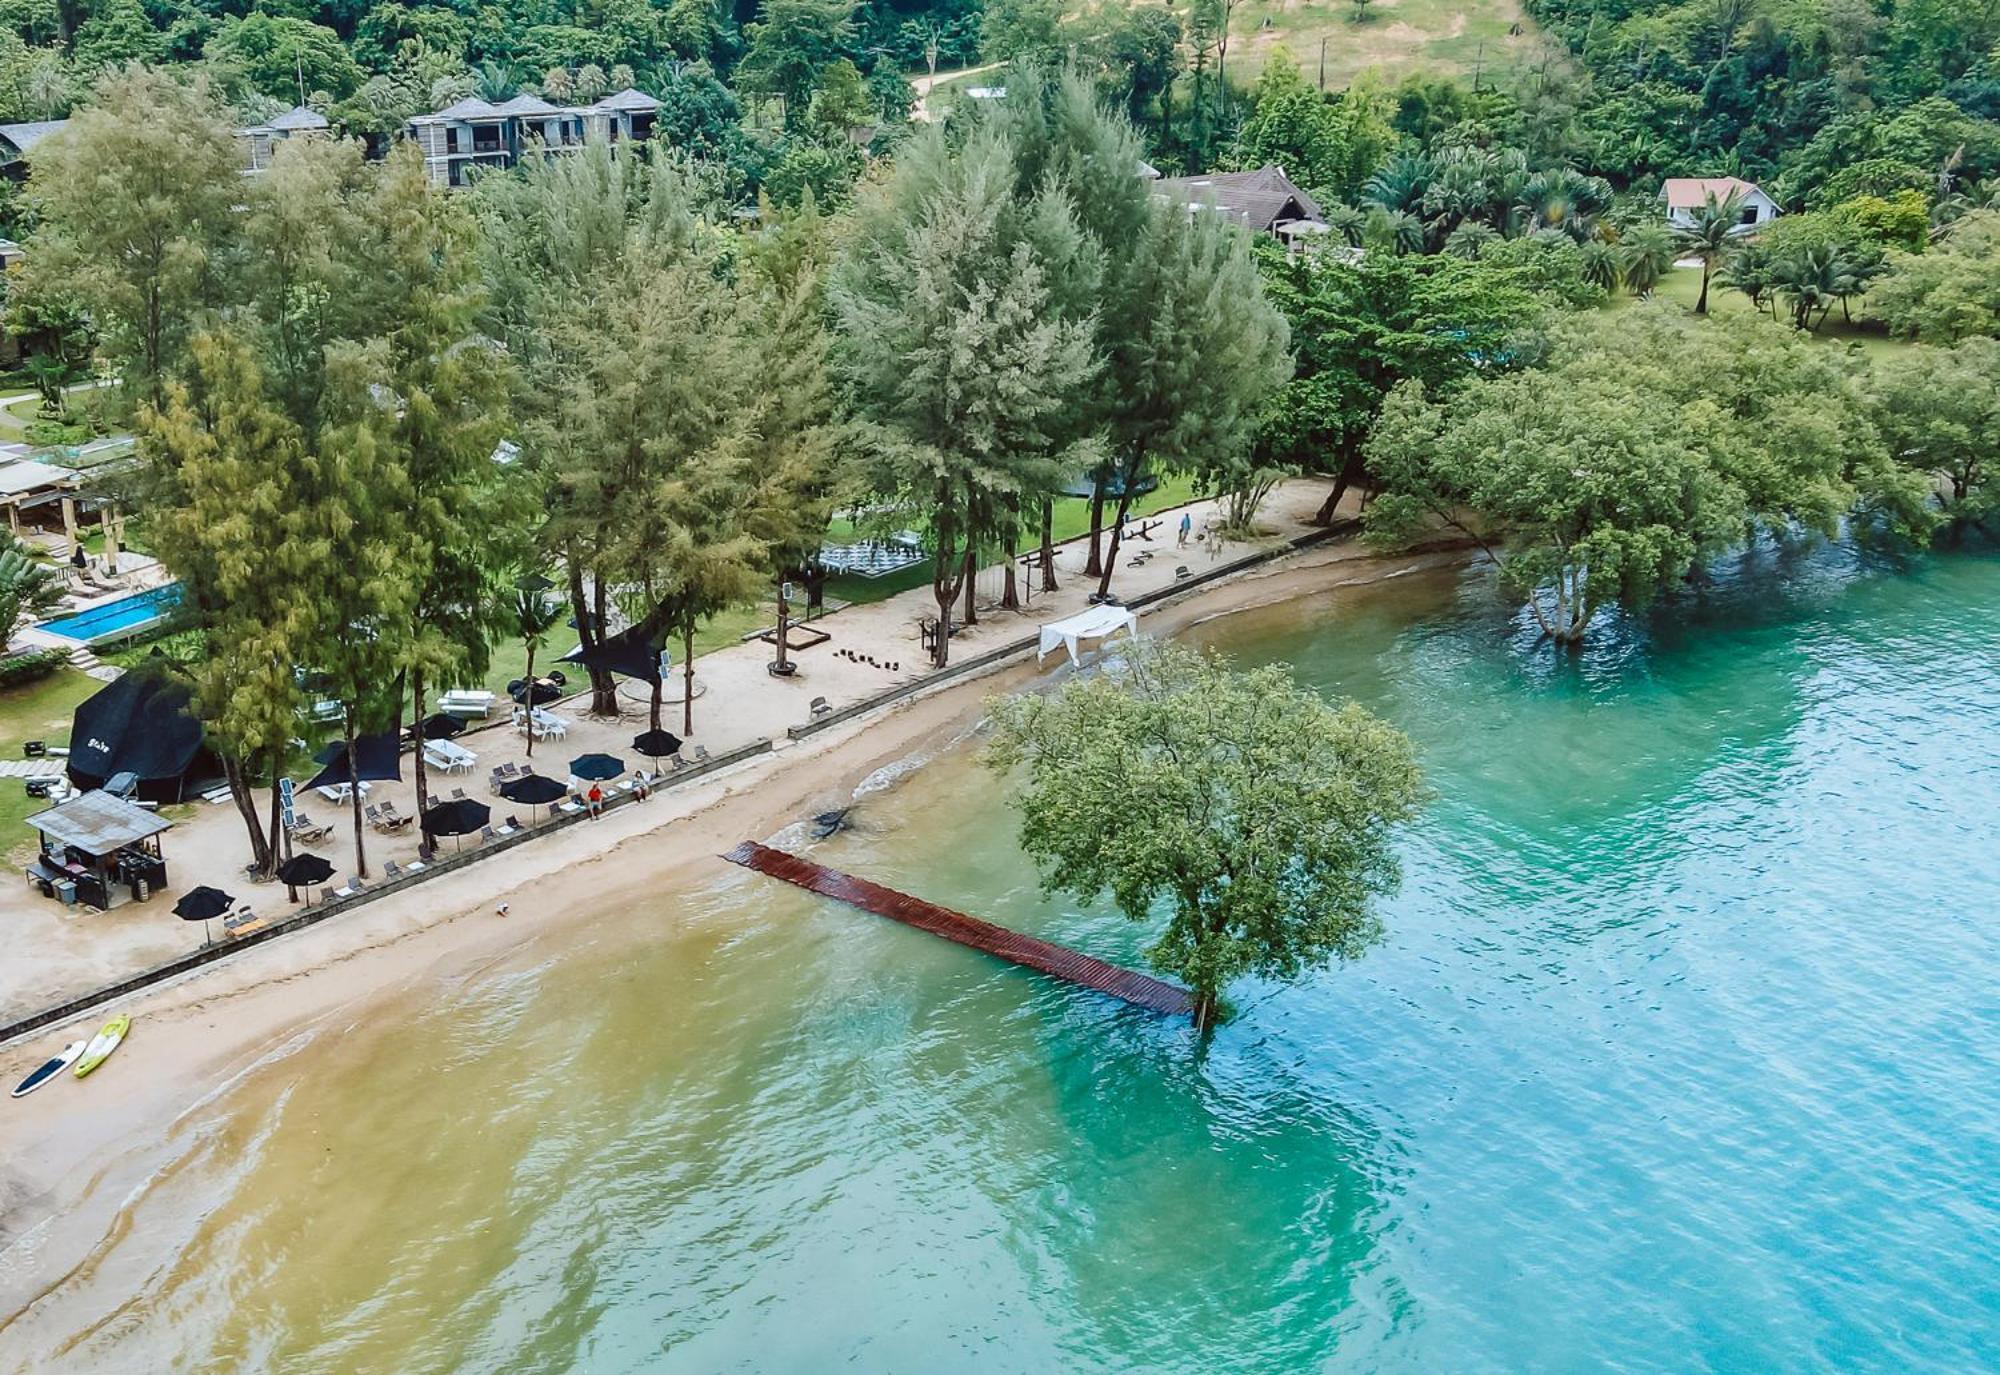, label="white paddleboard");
[11,1040,84,1098]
